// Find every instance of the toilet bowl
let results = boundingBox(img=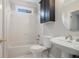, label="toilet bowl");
[30,45,47,58]
[30,36,52,58]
